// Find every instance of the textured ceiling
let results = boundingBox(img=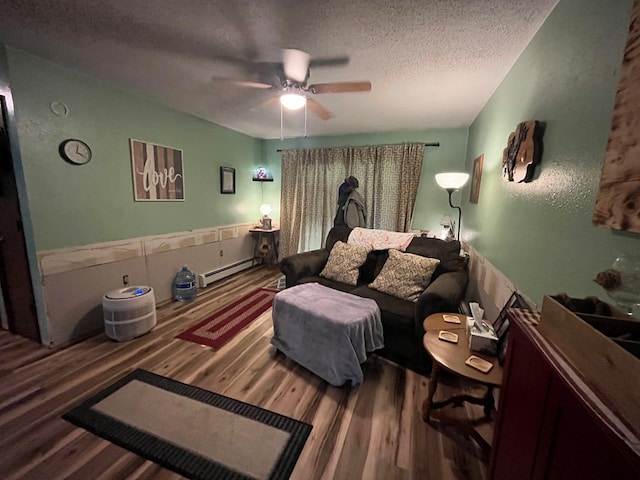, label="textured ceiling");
[0,0,558,139]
